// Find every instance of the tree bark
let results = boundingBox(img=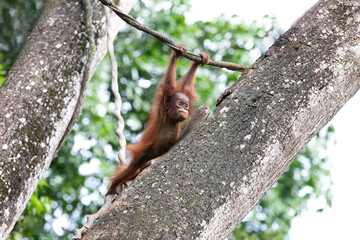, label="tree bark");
[0,0,135,238]
[83,0,360,239]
